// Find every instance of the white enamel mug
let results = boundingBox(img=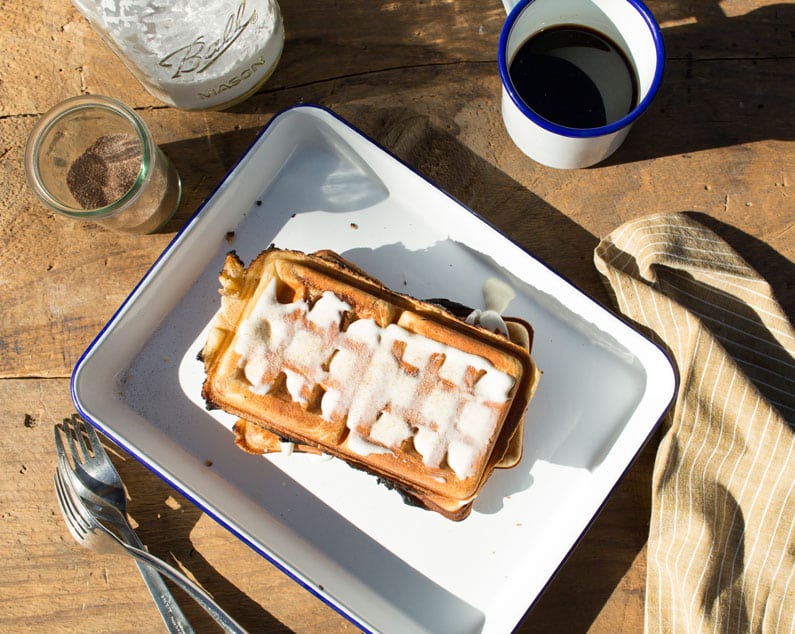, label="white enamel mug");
[498,0,664,169]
